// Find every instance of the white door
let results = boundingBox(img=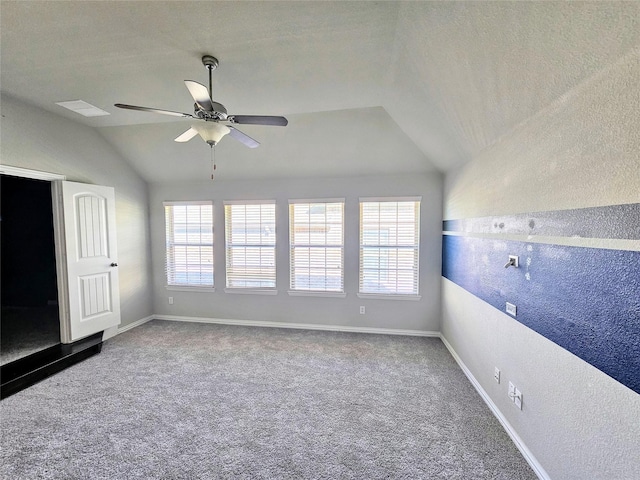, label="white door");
[56,181,121,342]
